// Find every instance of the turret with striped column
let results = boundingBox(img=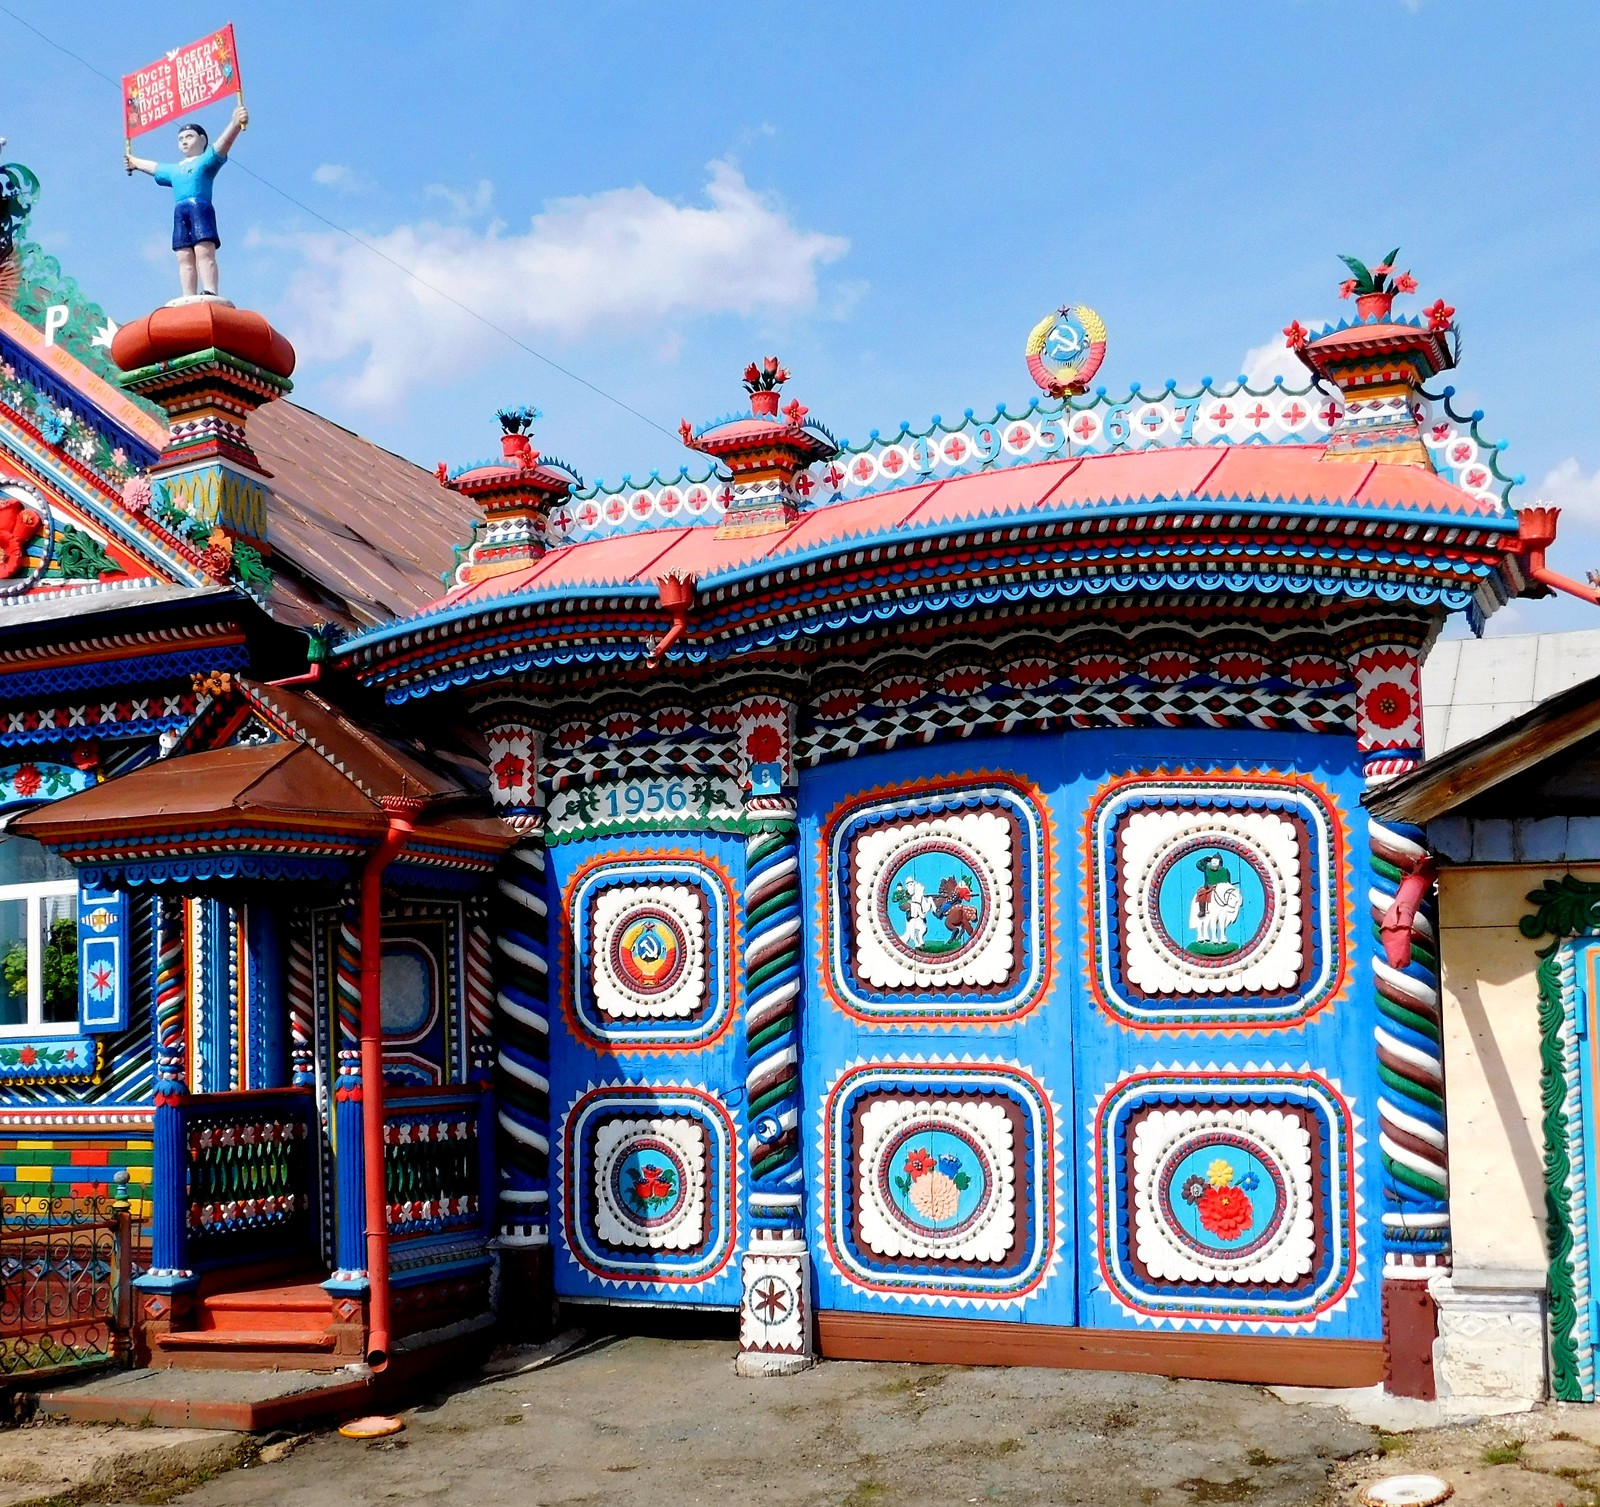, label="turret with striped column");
[733,696,813,1375]
[1351,637,1447,1399]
